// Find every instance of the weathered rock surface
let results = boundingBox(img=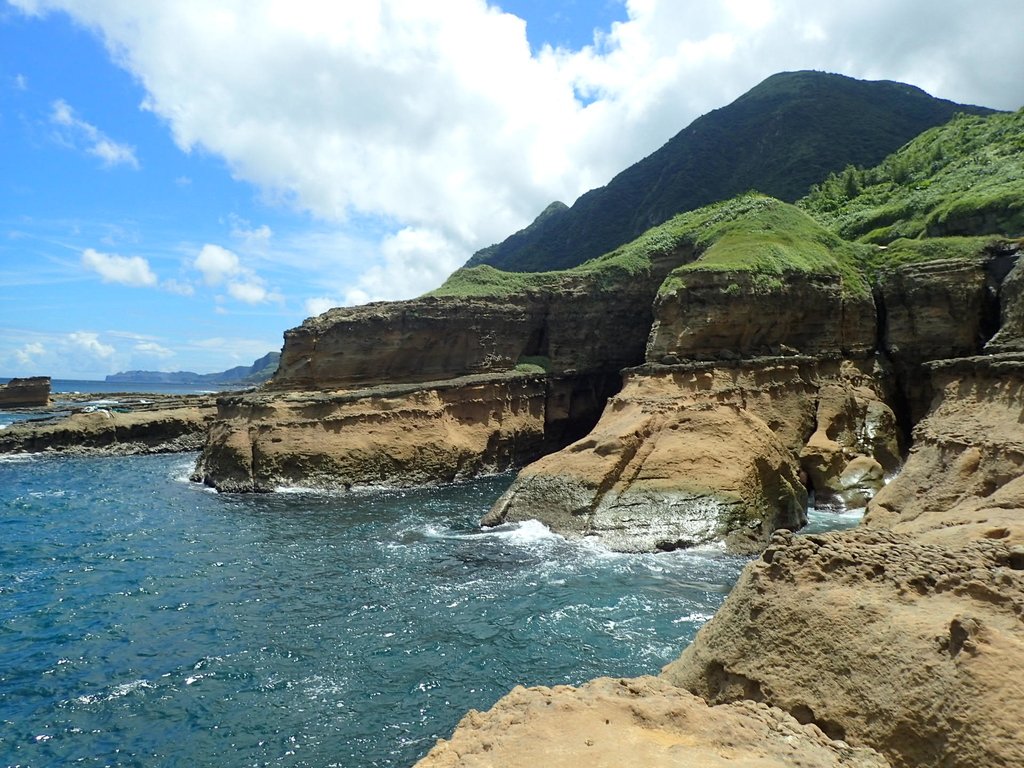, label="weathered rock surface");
[272,266,676,391]
[876,246,1019,421]
[0,395,217,455]
[416,675,890,768]
[865,354,1024,546]
[985,248,1024,353]
[647,271,876,363]
[0,376,51,407]
[661,528,1024,768]
[193,373,617,492]
[484,358,899,553]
